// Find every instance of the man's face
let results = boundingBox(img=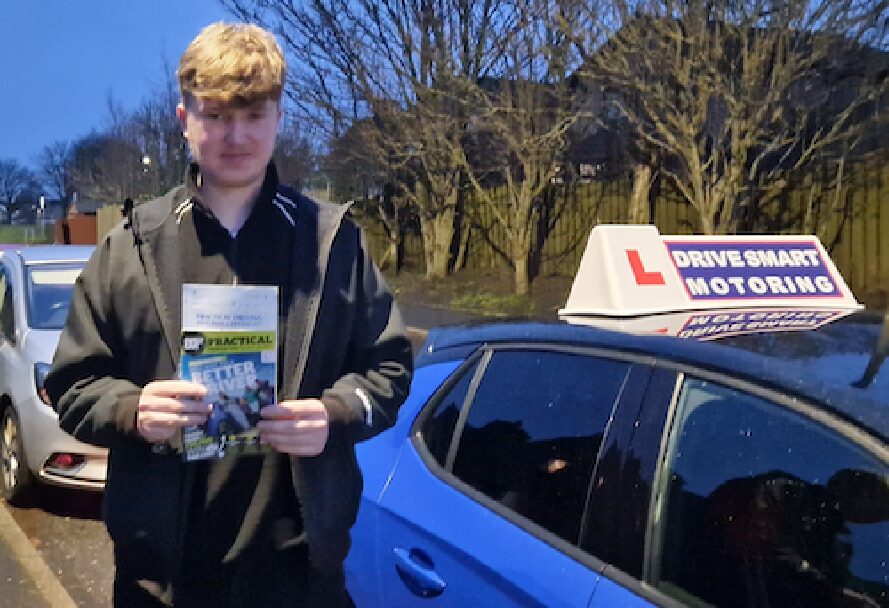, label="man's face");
[177,97,281,190]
